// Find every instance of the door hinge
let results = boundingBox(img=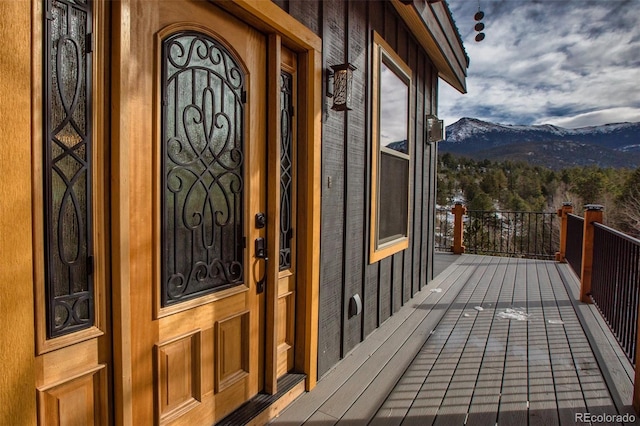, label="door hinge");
[289,105,295,117]
[86,33,94,54]
[241,236,247,249]
[87,255,95,276]
[241,90,247,104]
